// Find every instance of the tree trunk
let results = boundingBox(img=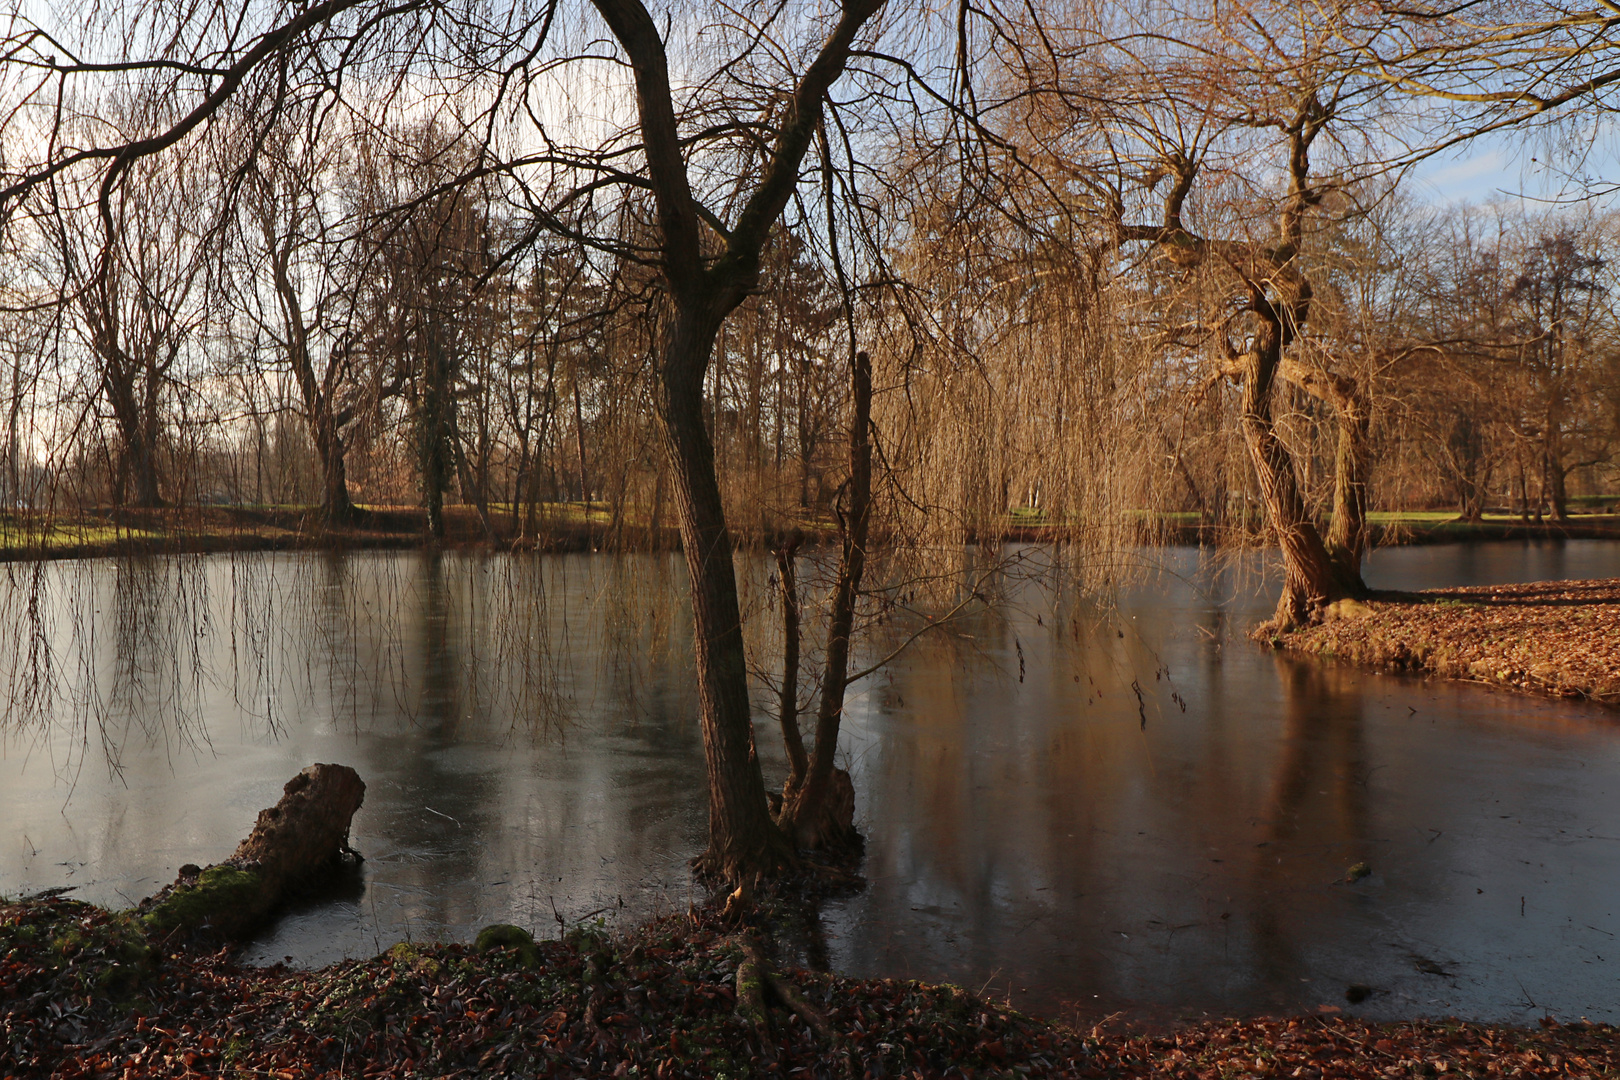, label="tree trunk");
[1276,362,1367,595]
[450,413,500,543]
[658,305,791,882]
[315,421,358,526]
[573,376,591,505]
[780,351,870,850]
[1241,325,1343,631]
[774,534,808,788]
[269,237,358,527]
[1516,450,1531,522]
[124,423,166,509]
[100,357,165,509]
[1319,385,1369,591]
[418,327,453,539]
[1545,431,1569,522]
[588,0,882,881]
